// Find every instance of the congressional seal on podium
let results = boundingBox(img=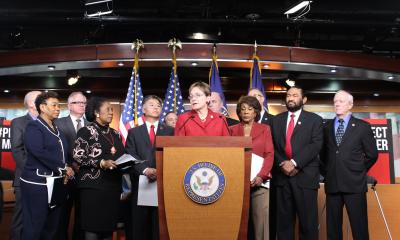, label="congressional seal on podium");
[183,162,226,205]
